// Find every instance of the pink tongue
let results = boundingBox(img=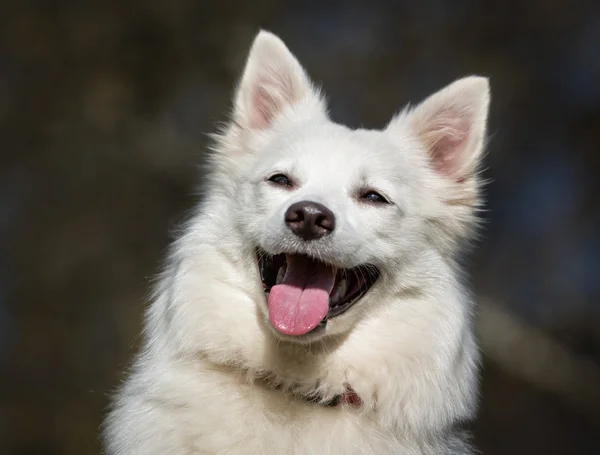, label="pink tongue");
[268,255,336,336]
